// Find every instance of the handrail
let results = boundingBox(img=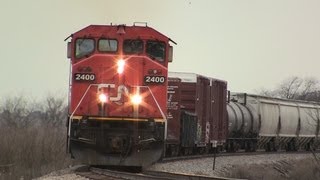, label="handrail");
[67,84,98,152]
